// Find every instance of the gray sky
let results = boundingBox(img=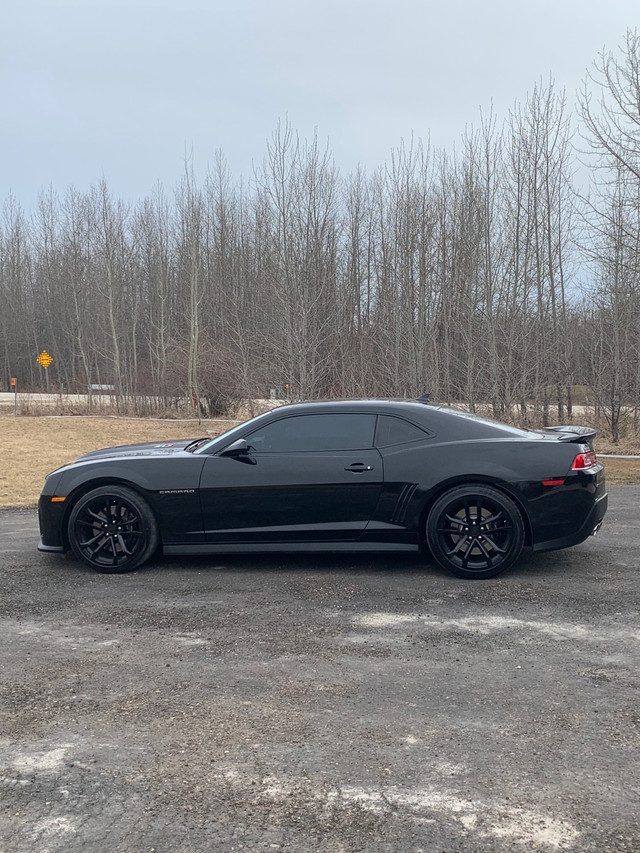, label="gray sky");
[2,0,638,206]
